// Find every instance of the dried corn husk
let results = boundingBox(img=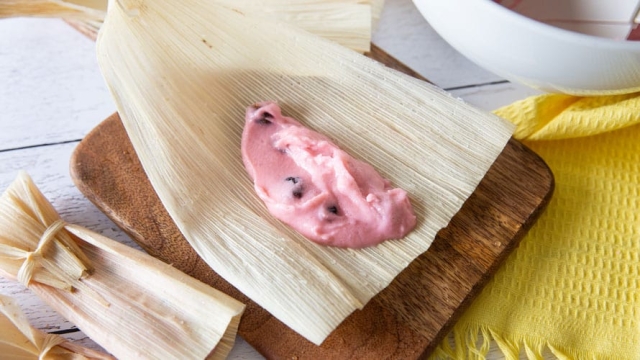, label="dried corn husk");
[0,294,114,360]
[214,0,373,52]
[0,0,378,53]
[370,0,383,25]
[0,172,245,360]
[0,0,106,19]
[97,0,514,345]
[0,0,105,34]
